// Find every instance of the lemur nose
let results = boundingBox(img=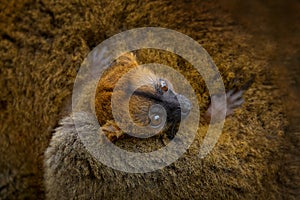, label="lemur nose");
[177,94,192,118]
